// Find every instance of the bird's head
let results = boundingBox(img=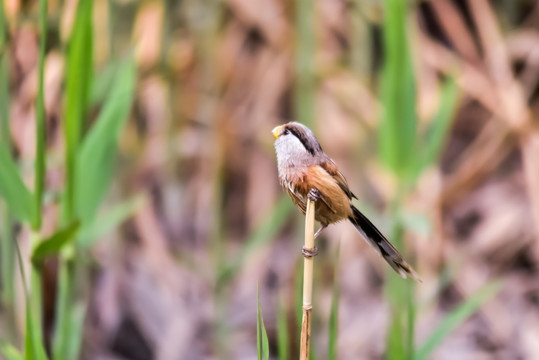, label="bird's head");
[272,122,323,167]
